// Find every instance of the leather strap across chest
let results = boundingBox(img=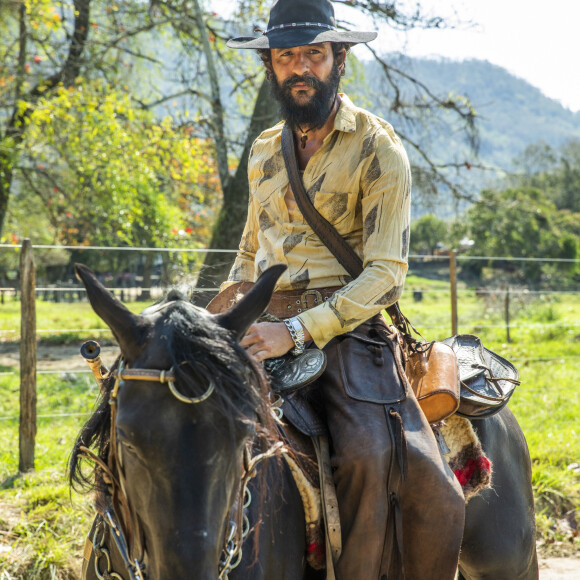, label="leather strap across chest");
[280,123,407,331]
